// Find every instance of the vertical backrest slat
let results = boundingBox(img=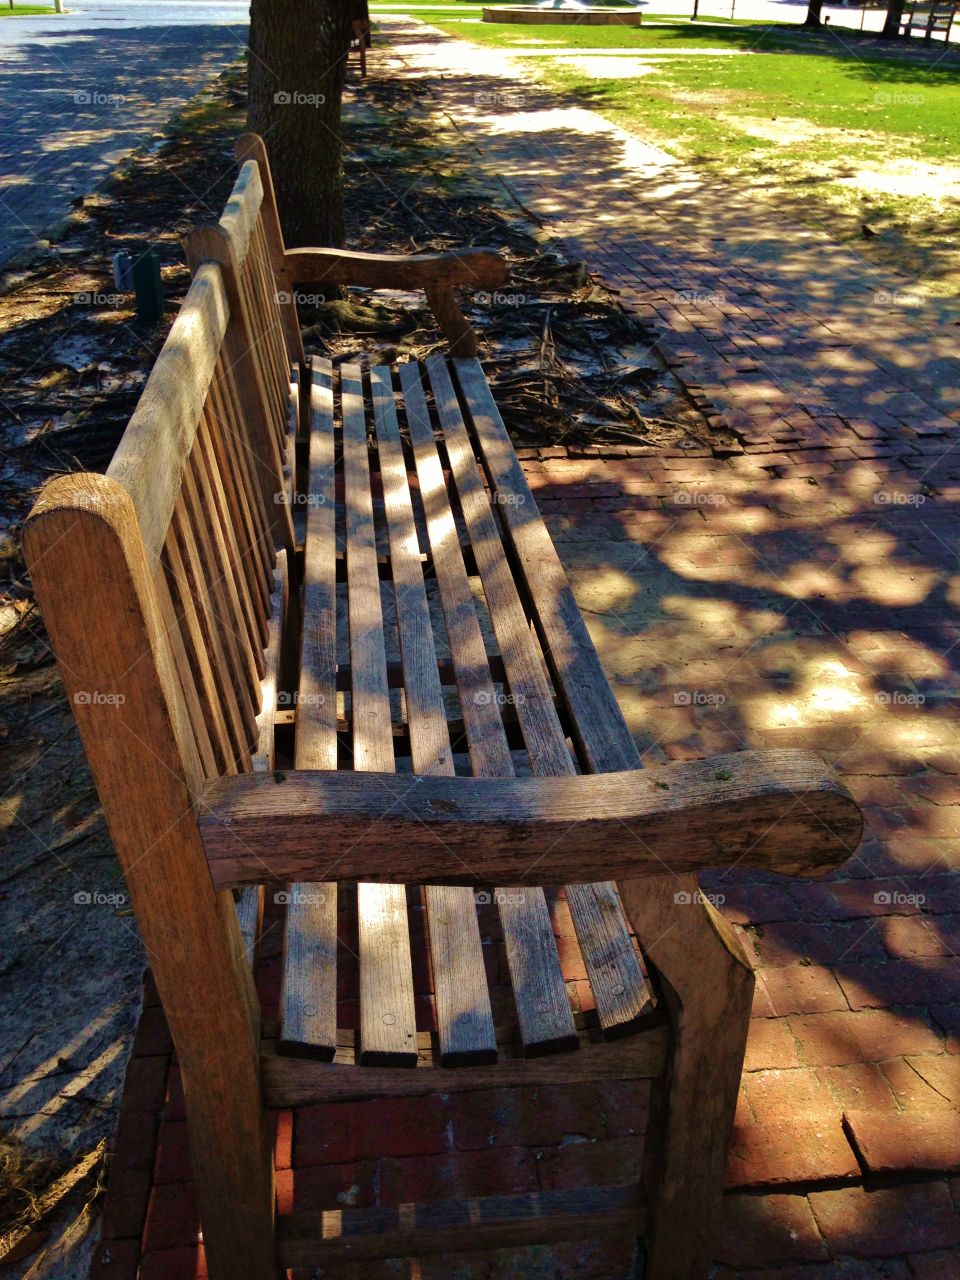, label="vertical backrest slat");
[195,410,268,666]
[235,135,306,369]
[181,454,262,730]
[250,220,292,423]
[171,490,255,771]
[240,239,287,433]
[153,559,220,781]
[204,370,273,620]
[211,354,280,578]
[186,219,294,558]
[163,525,237,776]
